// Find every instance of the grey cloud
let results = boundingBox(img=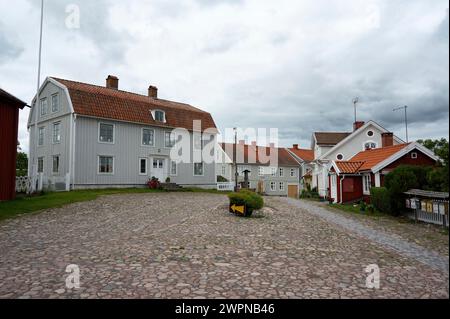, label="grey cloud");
[195,0,244,7]
[0,24,23,63]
